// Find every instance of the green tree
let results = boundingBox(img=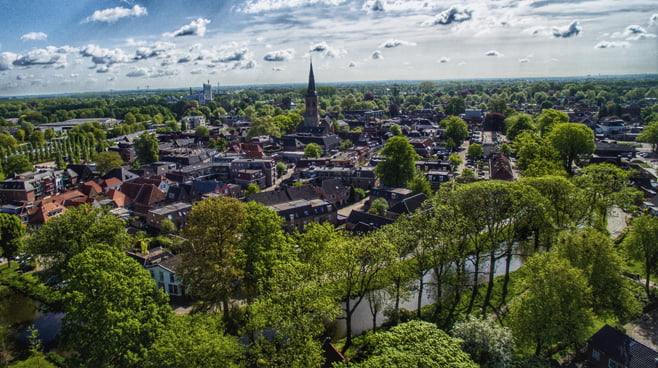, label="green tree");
[194,126,209,137]
[452,316,515,368]
[467,143,483,159]
[26,205,128,276]
[622,214,658,300]
[448,152,462,168]
[547,123,595,174]
[275,162,287,177]
[375,136,418,187]
[179,197,246,318]
[133,132,159,164]
[159,218,176,235]
[347,320,477,368]
[247,116,281,139]
[0,214,25,265]
[444,96,466,116]
[369,198,389,216]
[389,124,403,136]
[339,139,353,150]
[245,183,260,195]
[637,120,658,152]
[28,130,45,148]
[442,116,469,146]
[512,131,561,174]
[145,314,243,368]
[239,202,294,298]
[555,228,637,318]
[0,133,18,151]
[124,112,137,124]
[4,155,33,176]
[303,143,322,158]
[407,171,432,196]
[505,113,535,141]
[61,247,170,368]
[95,151,123,176]
[537,109,569,136]
[509,252,593,355]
